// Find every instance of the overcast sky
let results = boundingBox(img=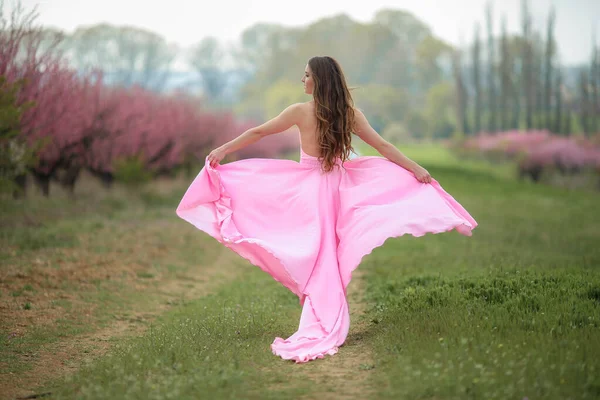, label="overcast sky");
[11,0,600,66]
